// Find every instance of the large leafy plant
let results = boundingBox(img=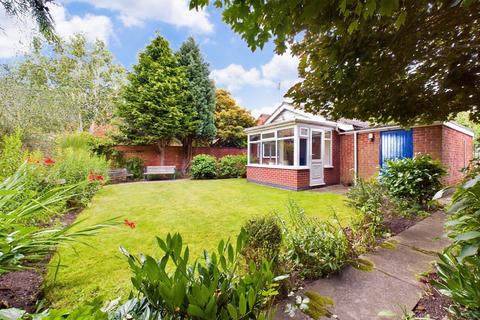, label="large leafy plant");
[433,175,480,318]
[120,230,279,319]
[0,163,114,273]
